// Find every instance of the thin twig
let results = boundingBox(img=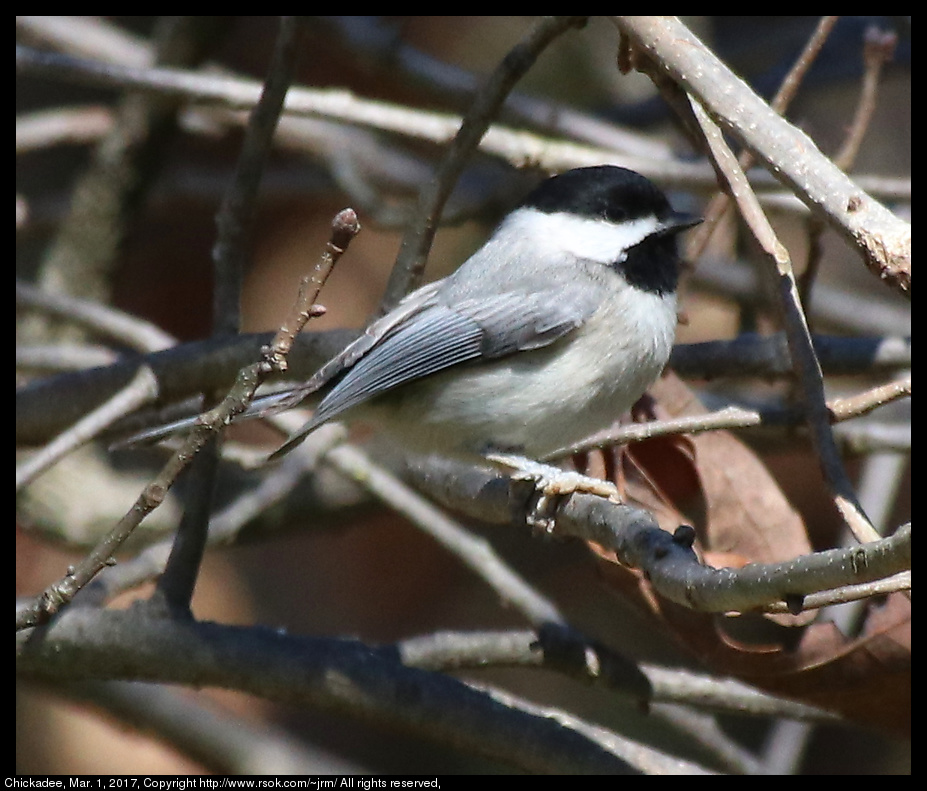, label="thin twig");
[16,365,159,492]
[770,17,841,113]
[381,15,587,311]
[155,17,305,616]
[762,570,910,613]
[643,664,836,722]
[552,374,911,458]
[18,18,224,337]
[15,368,162,629]
[16,279,176,353]
[691,255,911,336]
[611,16,910,296]
[211,16,302,336]
[828,375,911,420]
[686,96,880,544]
[15,105,114,153]
[798,25,897,311]
[15,210,360,631]
[463,681,713,775]
[694,17,905,299]
[835,27,898,172]
[399,629,835,721]
[647,705,762,774]
[263,212,361,367]
[685,15,840,262]
[15,43,907,202]
[315,16,670,158]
